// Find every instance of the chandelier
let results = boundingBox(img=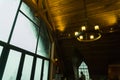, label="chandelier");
[75,0,102,42]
